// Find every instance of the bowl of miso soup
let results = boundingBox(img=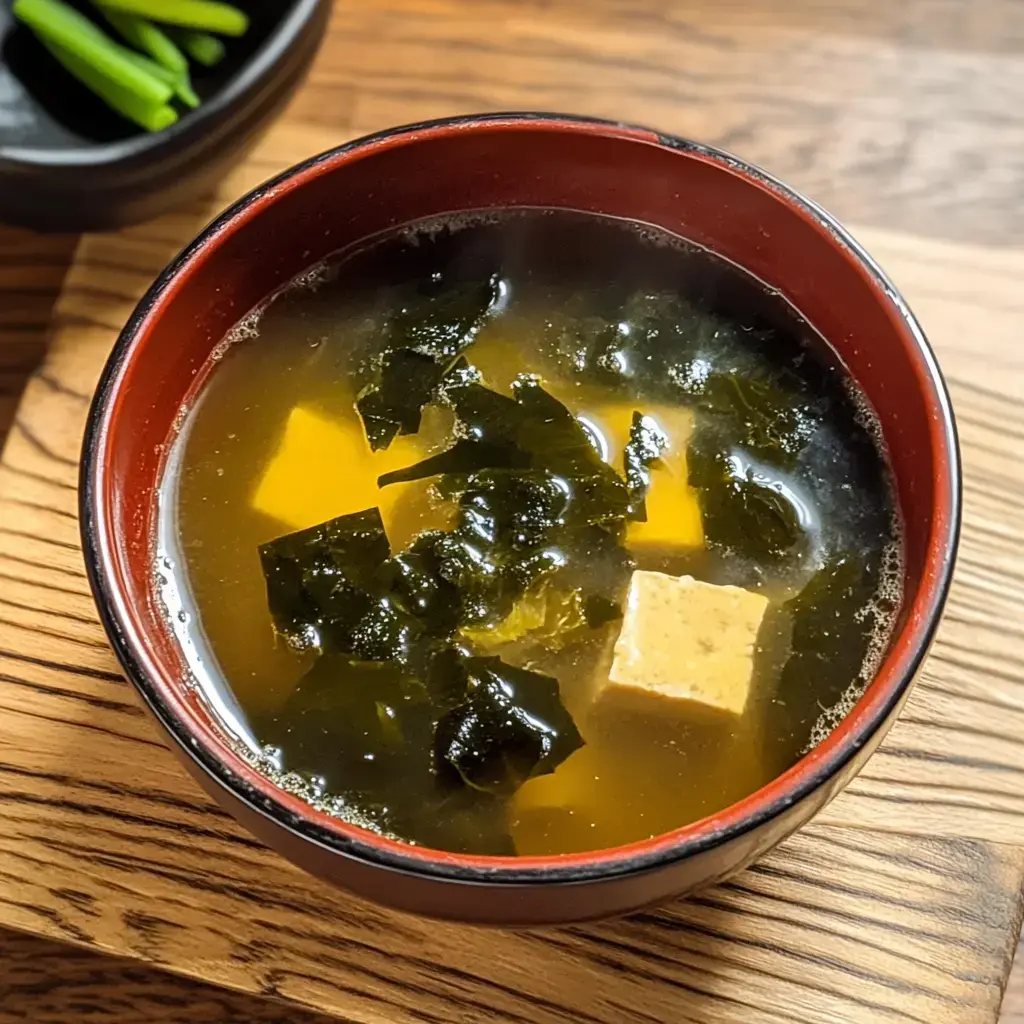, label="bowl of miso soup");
[82,113,960,924]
